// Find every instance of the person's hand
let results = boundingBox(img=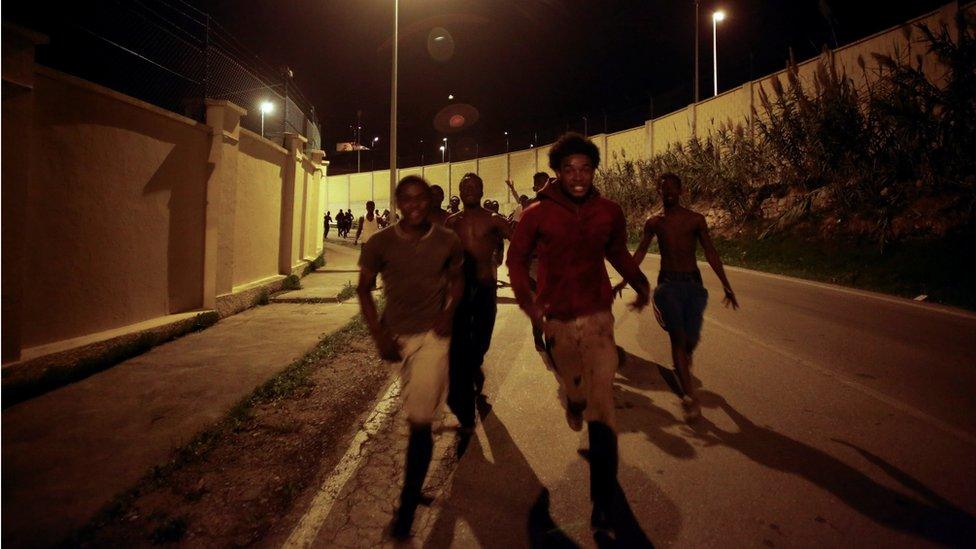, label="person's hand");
[722,287,739,310]
[375,329,403,362]
[527,305,550,338]
[612,281,627,298]
[432,311,453,338]
[629,289,650,312]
